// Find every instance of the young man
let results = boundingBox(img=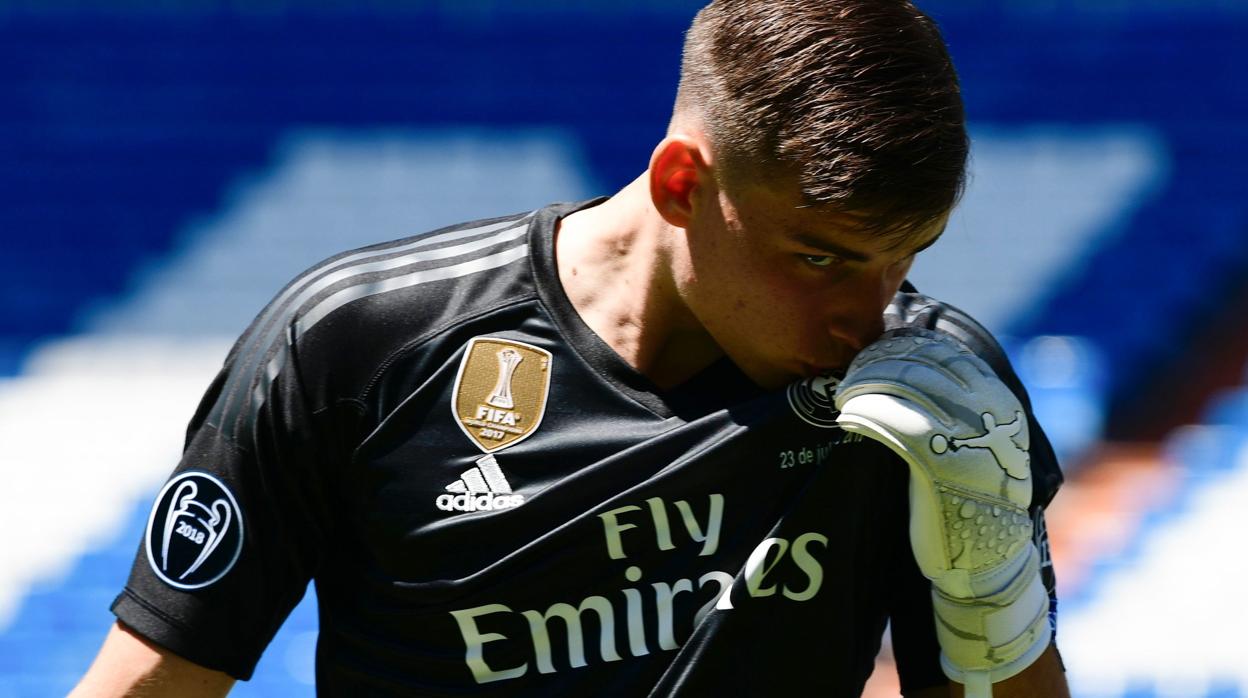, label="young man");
[74,1,1069,695]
